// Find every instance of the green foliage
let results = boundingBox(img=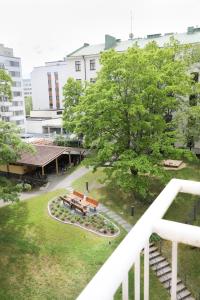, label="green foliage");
[150,233,161,243]
[0,121,34,202]
[54,134,81,147]
[64,41,194,198]
[24,96,32,116]
[63,77,84,133]
[0,69,12,102]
